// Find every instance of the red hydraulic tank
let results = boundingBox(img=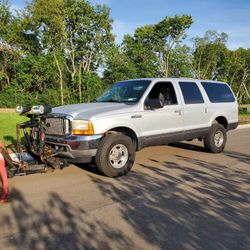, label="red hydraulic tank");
[0,143,9,202]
